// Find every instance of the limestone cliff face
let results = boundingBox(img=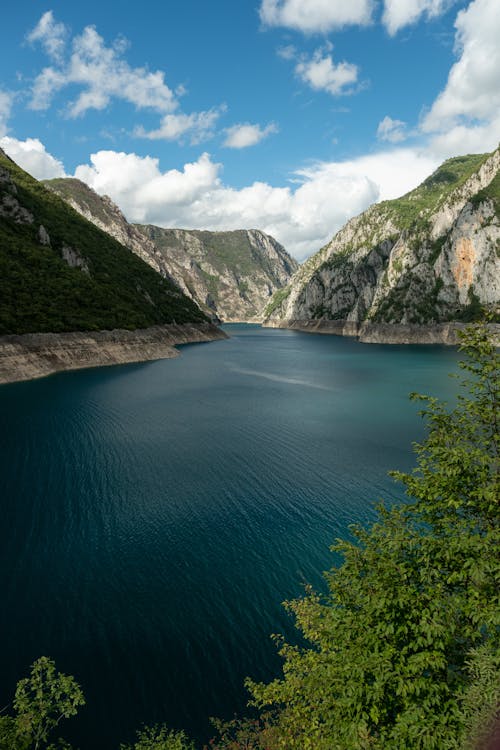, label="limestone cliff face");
[44,179,298,322]
[265,148,500,329]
